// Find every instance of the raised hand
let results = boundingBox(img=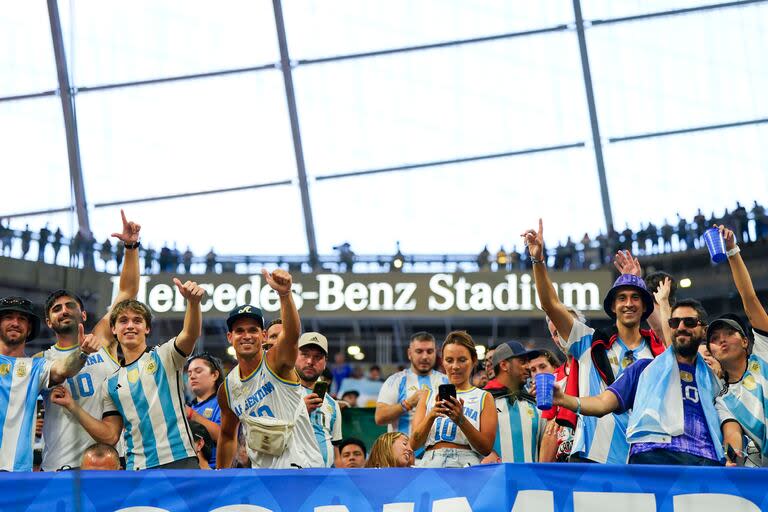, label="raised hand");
[717,224,736,251]
[653,277,672,306]
[111,209,141,244]
[173,278,206,305]
[50,385,74,410]
[520,218,545,261]
[262,268,293,297]
[613,250,641,277]
[78,324,100,354]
